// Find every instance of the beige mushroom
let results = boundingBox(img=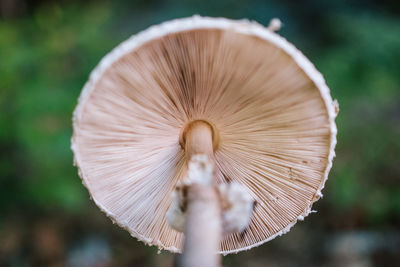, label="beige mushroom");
[71,15,338,263]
